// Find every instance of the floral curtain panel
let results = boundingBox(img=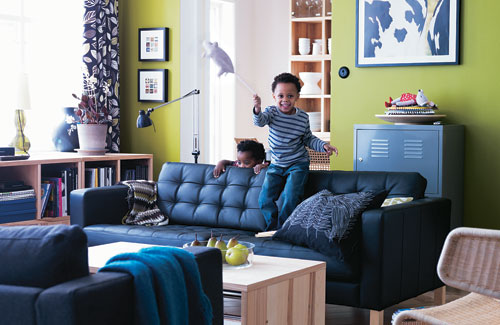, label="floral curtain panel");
[83,0,120,152]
